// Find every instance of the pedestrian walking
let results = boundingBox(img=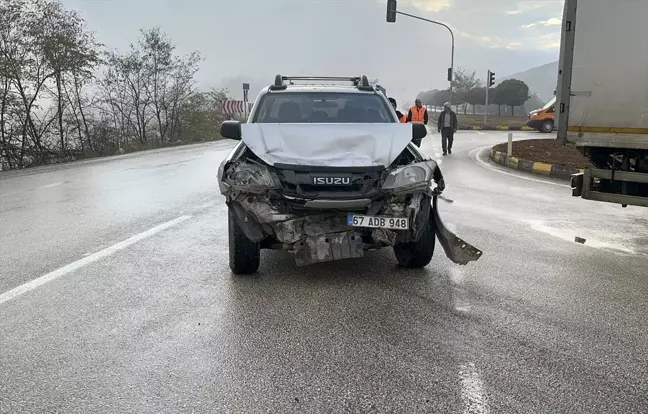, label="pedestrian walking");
[437,102,457,155]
